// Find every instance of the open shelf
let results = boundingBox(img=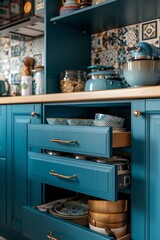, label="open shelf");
[50,0,160,34]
